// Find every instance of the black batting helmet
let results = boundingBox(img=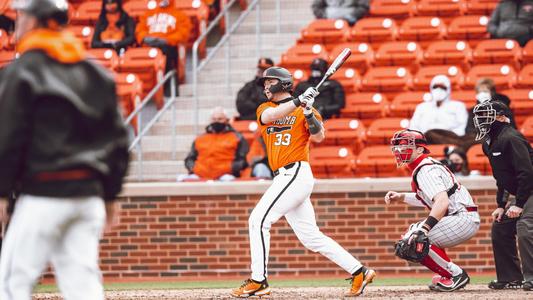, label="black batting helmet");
[257,66,293,94]
[12,0,69,25]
